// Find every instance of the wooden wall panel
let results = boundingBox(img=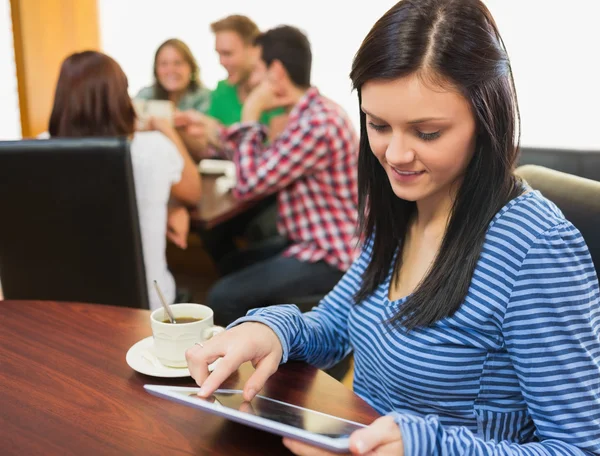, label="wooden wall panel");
[10,0,99,137]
